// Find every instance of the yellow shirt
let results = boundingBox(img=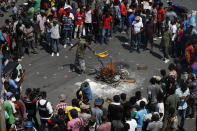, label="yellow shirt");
[65,106,81,120]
